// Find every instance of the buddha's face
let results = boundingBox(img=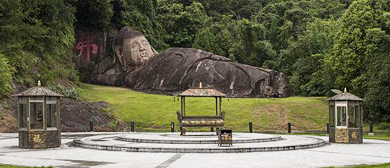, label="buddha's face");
[121,36,155,66]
